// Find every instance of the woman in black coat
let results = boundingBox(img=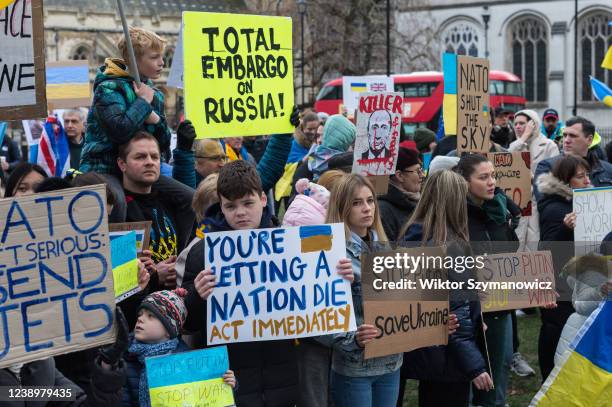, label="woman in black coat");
[455,154,519,407]
[536,154,592,381]
[400,170,492,407]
